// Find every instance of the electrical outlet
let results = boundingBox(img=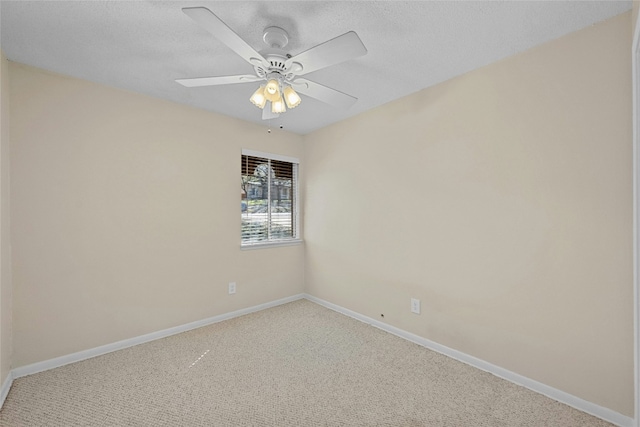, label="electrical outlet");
[228,282,236,295]
[411,298,420,314]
